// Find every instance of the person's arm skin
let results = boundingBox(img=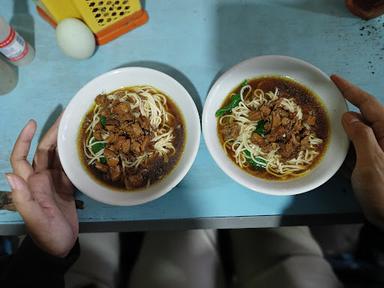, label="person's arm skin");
[0,116,79,287]
[331,75,384,229]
